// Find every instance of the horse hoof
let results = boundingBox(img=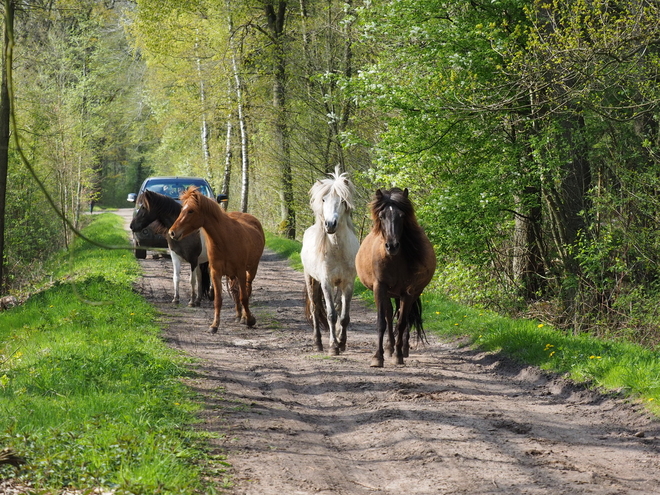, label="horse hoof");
[395,356,405,365]
[329,347,340,356]
[385,349,393,358]
[316,344,324,352]
[339,343,346,352]
[188,301,200,308]
[246,316,256,327]
[209,326,218,334]
[172,298,179,304]
[370,357,384,368]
